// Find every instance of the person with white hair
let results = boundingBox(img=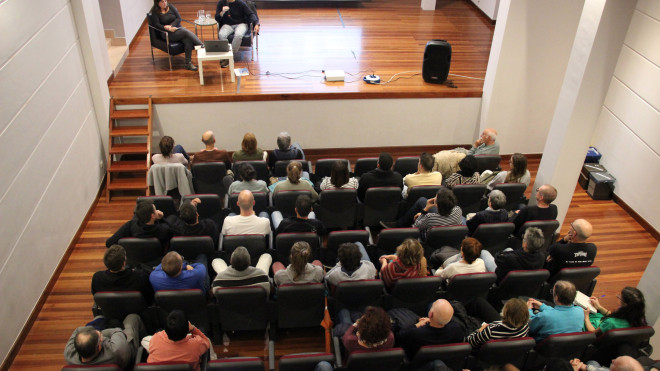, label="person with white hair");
[267,131,304,168]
